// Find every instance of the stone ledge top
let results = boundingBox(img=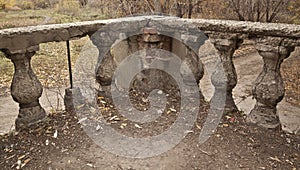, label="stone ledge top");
[188,18,300,39]
[0,16,166,36]
[0,16,300,53]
